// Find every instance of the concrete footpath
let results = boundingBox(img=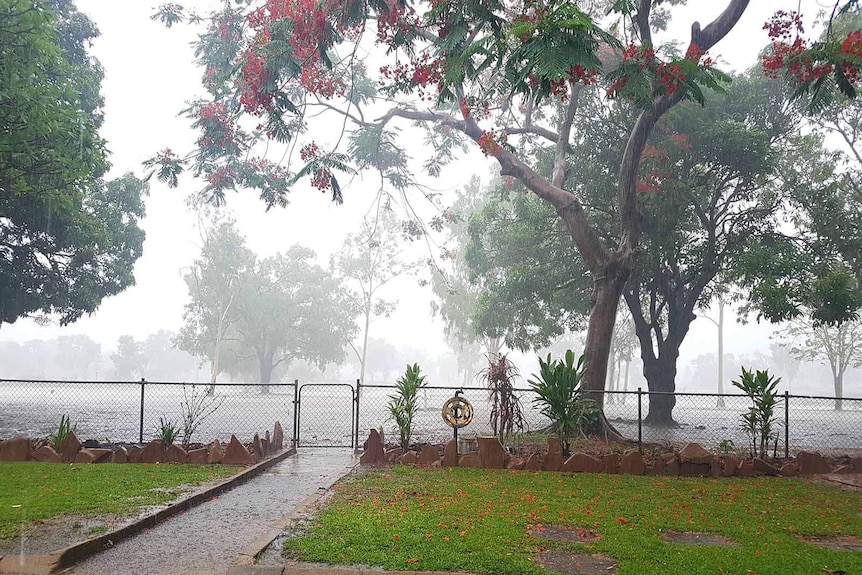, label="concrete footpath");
[66,450,357,575]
